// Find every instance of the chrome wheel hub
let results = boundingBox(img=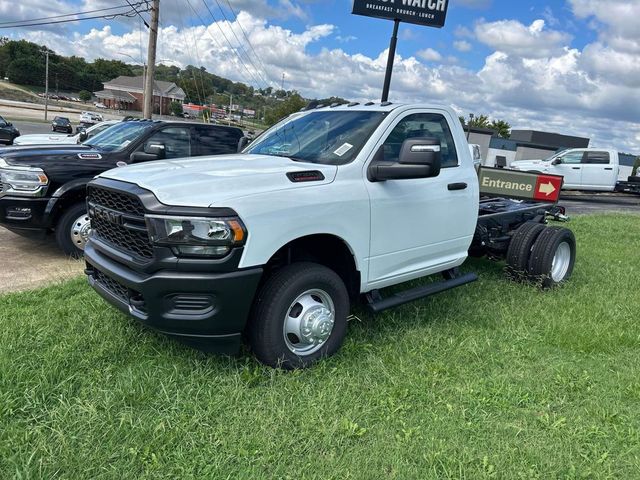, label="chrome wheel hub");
[283,289,335,356]
[551,241,571,282]
[71,213,91,250]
